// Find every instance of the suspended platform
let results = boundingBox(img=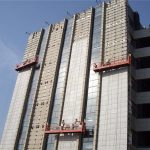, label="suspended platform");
[45,122,86,134]
[93,55,131,72]
[15,56,38,71]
